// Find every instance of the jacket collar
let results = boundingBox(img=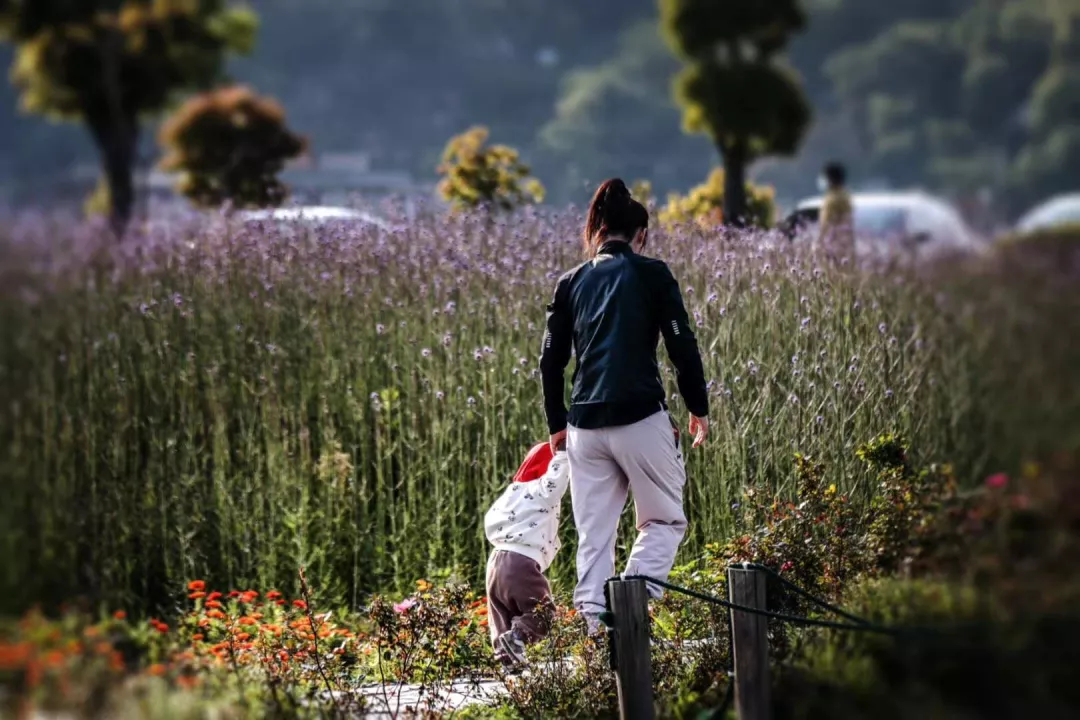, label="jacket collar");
[596,238,633,256]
